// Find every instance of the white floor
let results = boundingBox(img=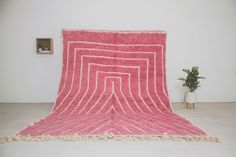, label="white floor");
[0,103,235,157]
